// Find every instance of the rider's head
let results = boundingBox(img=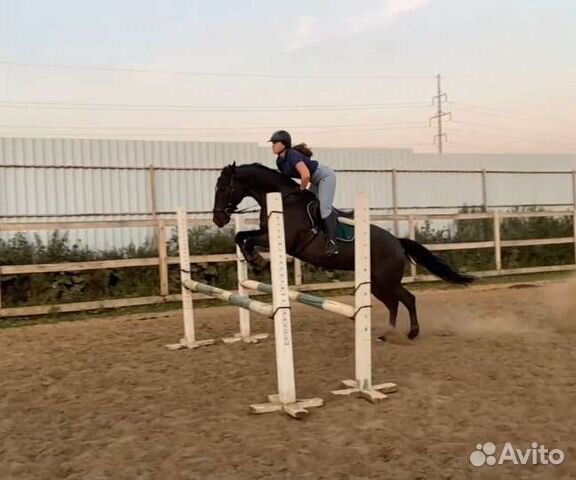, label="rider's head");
[269,130,291,155]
